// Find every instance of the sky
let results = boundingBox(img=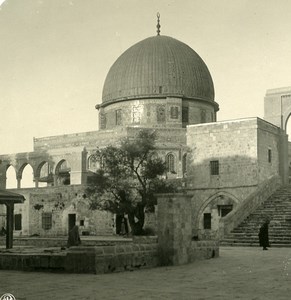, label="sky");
[1,0,291,154]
